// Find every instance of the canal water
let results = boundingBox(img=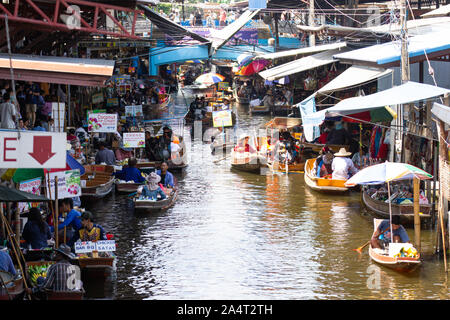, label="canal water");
[86,90,449,300]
